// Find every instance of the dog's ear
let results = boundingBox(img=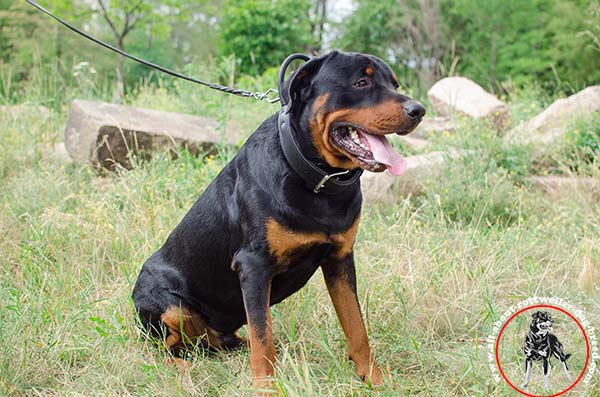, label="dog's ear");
[282,52,335,111]
[532,311,541,320]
